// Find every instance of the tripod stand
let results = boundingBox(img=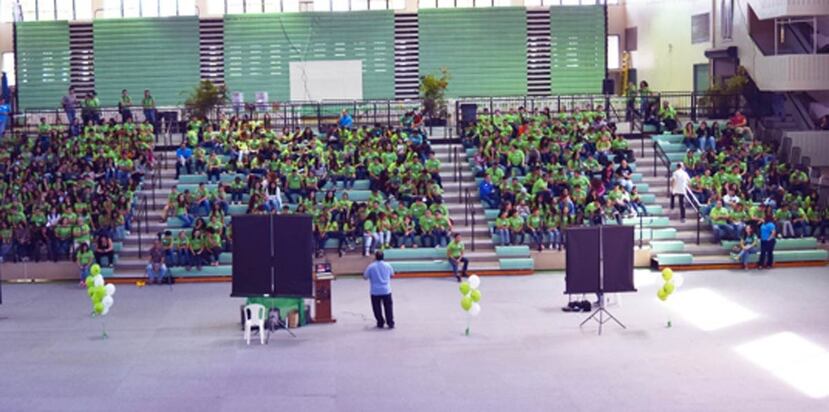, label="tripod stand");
[265,308,296,343]
[579,292,626,335]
